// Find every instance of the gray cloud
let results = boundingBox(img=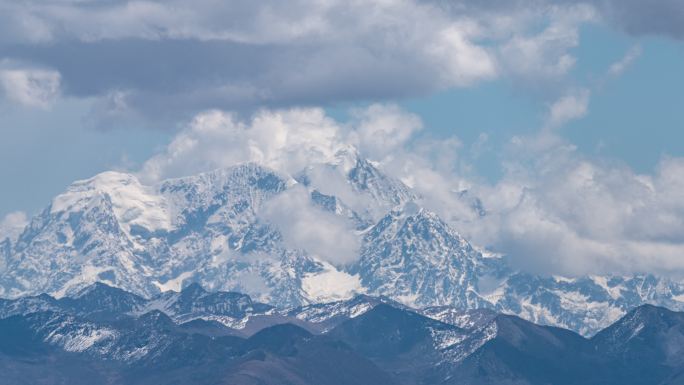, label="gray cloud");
[595,0,684,39]
[1,0,607,121]
[0,59,60,108]
[1,0,681,119]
